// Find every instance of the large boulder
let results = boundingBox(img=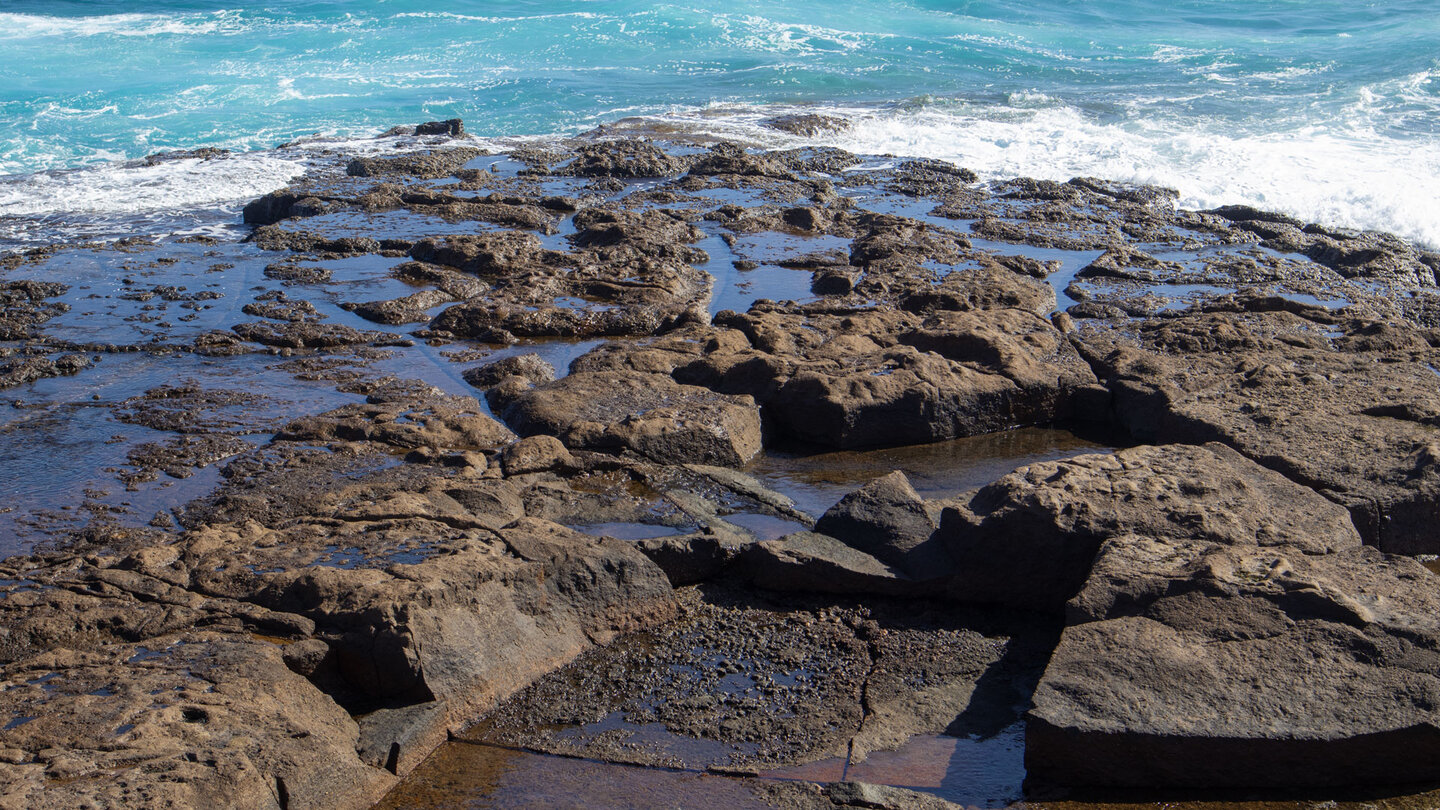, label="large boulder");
[935,442,1361,611]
